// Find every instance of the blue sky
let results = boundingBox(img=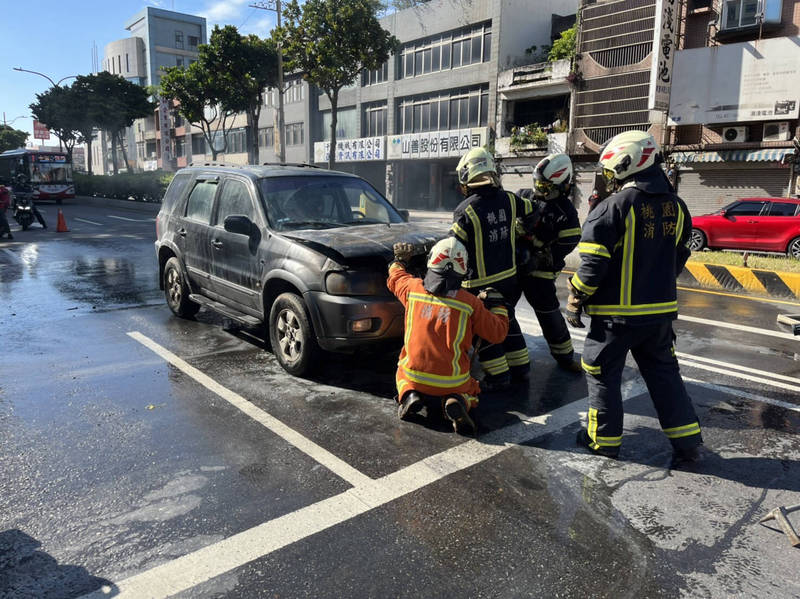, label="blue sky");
[0,0,278,143]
